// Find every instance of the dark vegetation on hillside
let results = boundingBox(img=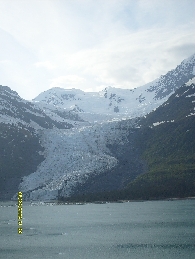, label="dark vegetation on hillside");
[0,124,44,200]
[59,83,195,202]
[0,85,82,200]
[58,133,146,199]
[0,79,194,201]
